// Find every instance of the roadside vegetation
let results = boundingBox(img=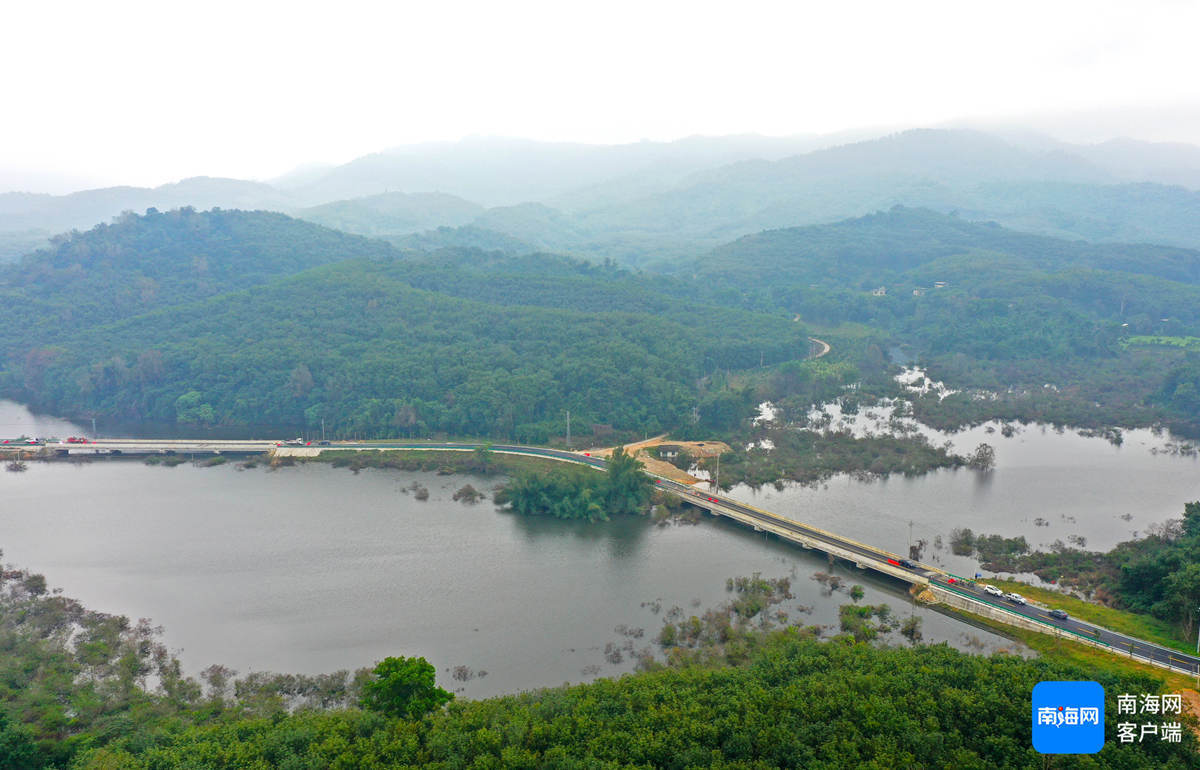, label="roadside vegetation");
[315,445,561,477]
[494,448,652,521]
[964,502,1200,649]
[984,578,1195,655]
[942,604,1200,697]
